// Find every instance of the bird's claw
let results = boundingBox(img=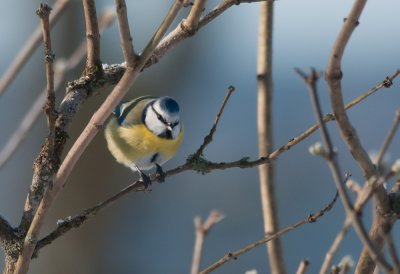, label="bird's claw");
[155,164,166,183]
[139,171,151,189]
